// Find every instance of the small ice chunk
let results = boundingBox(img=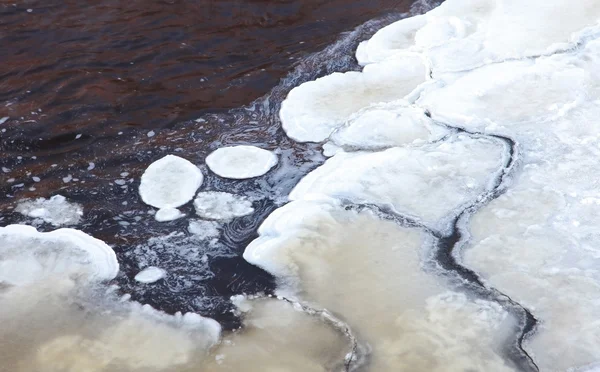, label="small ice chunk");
[193,191,254,220]
[205,146,278,179]
[147,130,155,138]
[62,175,72,183]
[15,195,83,226]
[32,176,40,182]
[0,116,9,125]
[139,155,203,209]
[134,266,166,283]
[87,162,95,171]
[155,207,184,222]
